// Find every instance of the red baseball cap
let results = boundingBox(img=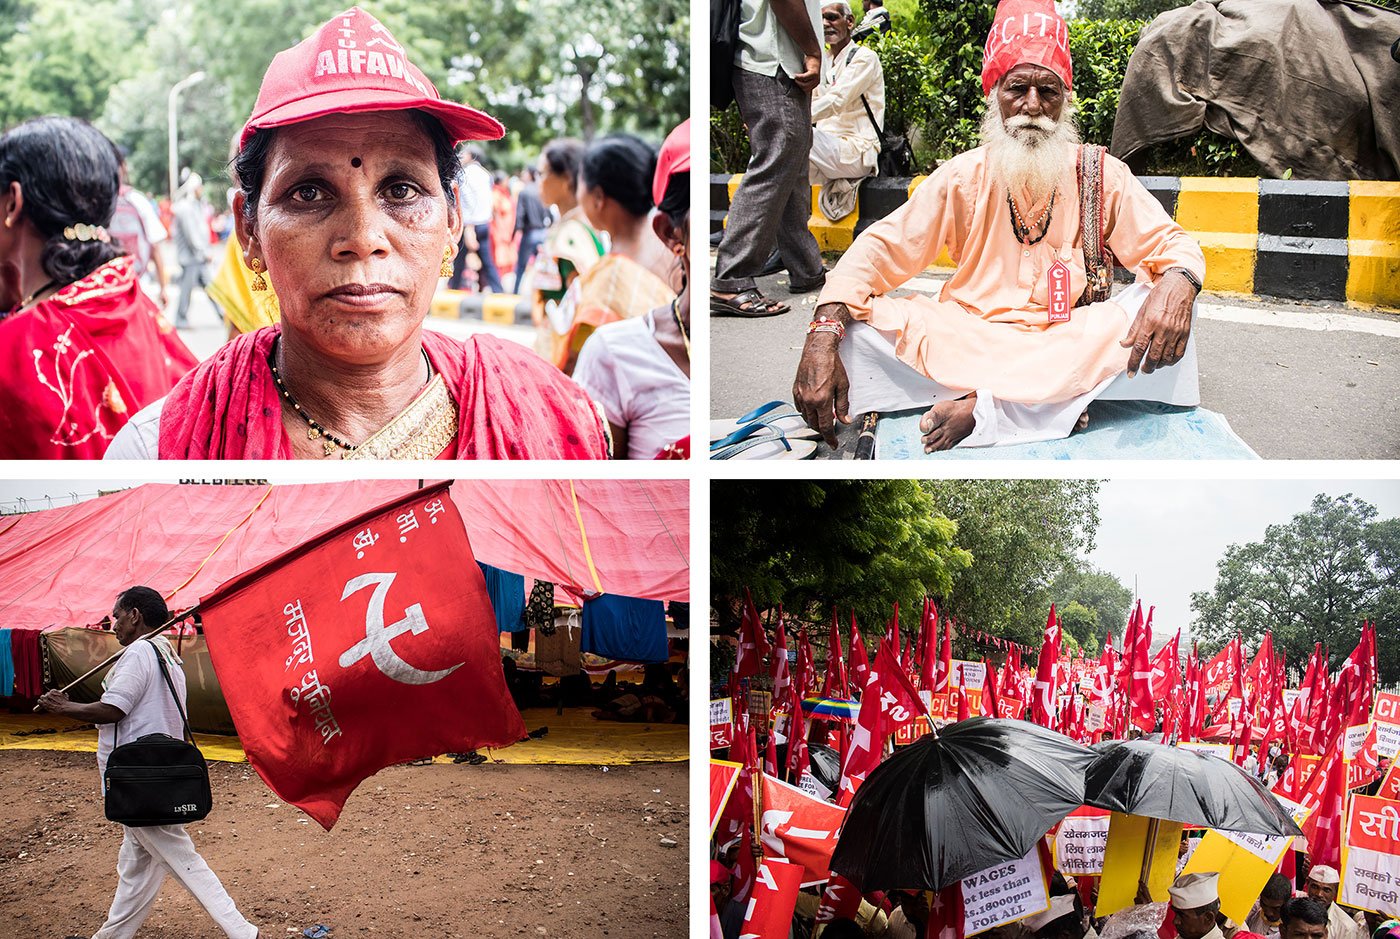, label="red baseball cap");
[981,0,1073,97]
[239,7,504,150]
[652,119,691,209]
